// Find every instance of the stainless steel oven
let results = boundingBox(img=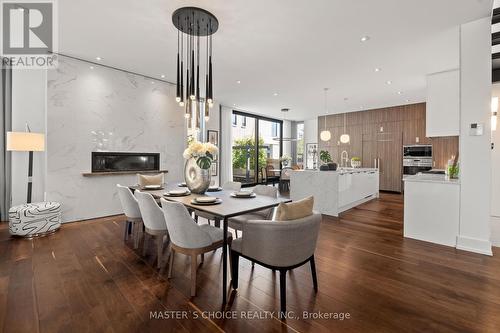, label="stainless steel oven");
[403,145,432,177]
